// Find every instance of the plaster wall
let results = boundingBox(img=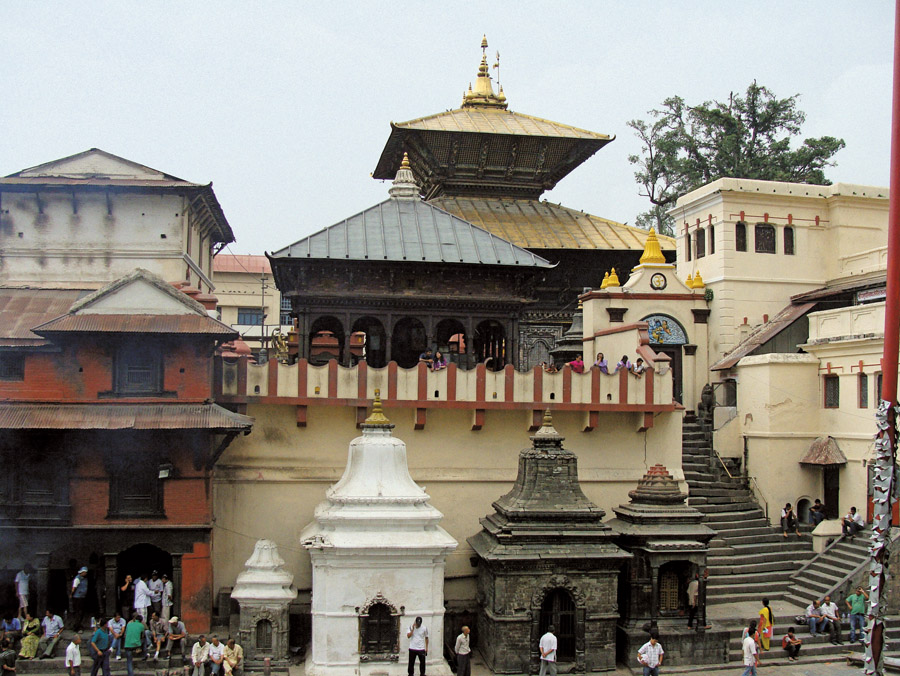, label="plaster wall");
[213,269,288,349]
[0,190,213,291]
[211,404,683,597]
